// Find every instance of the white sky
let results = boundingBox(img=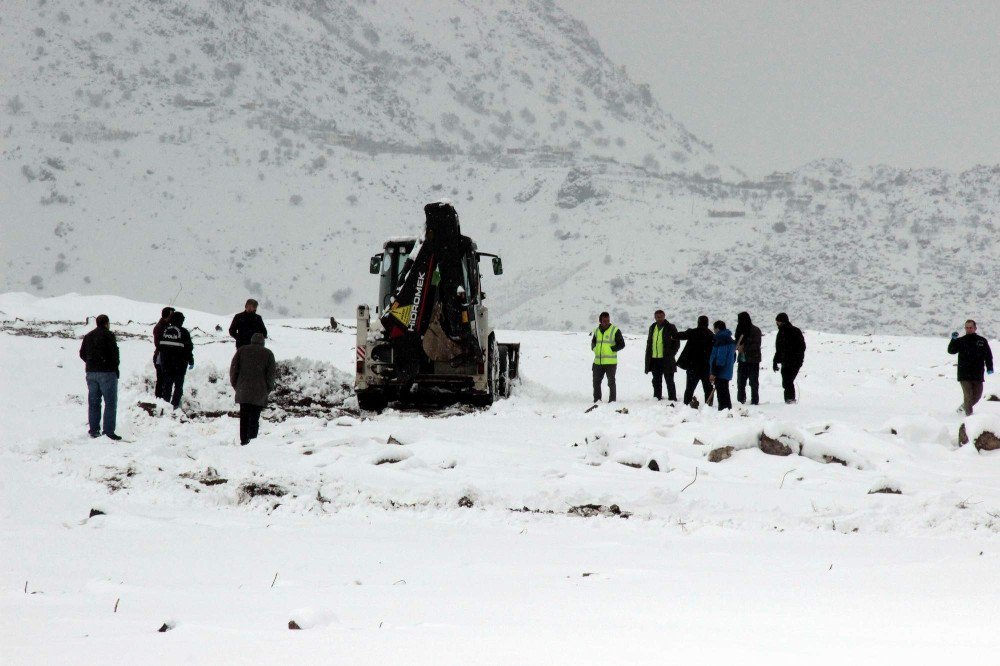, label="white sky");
[560,0,1000,177]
